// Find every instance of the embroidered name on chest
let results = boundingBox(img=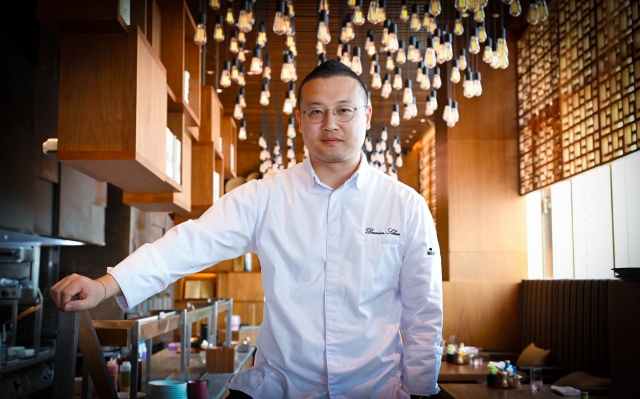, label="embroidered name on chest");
[365,228,401,236]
